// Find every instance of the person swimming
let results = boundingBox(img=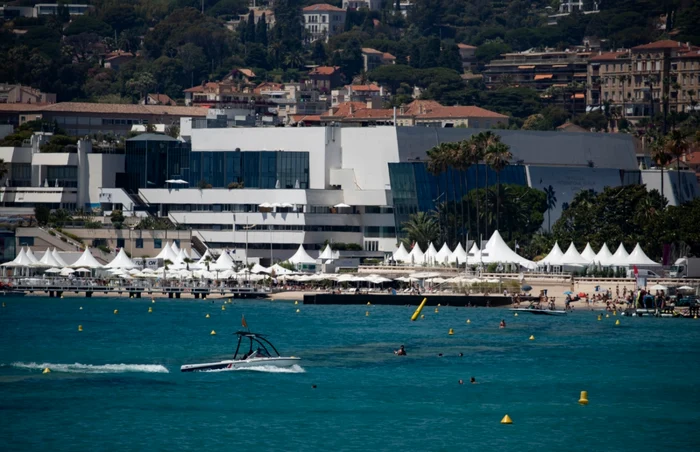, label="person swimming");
[394,345,406,356]
[499,319,506,328]
[470,377,477,384]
